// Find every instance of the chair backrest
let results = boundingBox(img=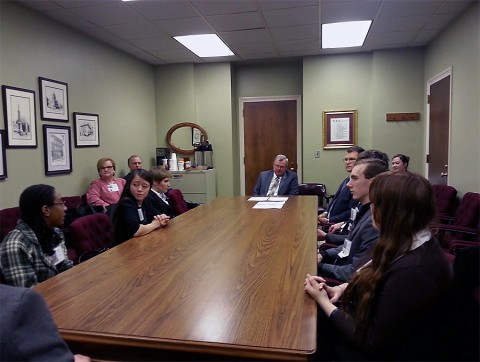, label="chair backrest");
[432,184,458,218]
[454,192,480,228]
[167,188,189,215]
[61,195,84,209]
[0,207,21,242]
[68,213,113,263]
[298,183,328,209]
